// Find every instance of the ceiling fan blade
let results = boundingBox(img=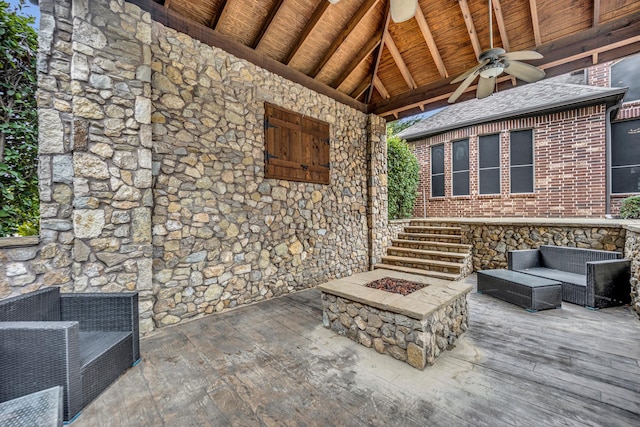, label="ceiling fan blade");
[450,60,489,84]
[476,76,496,99]
[504,60,546,83]
[501,50,543,61]
[390,0,418,23]
[448,71,480,103]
